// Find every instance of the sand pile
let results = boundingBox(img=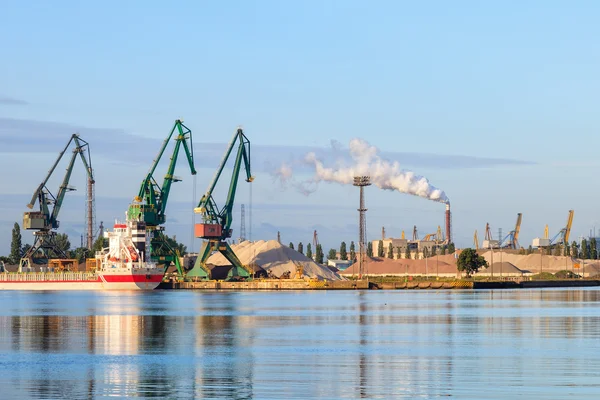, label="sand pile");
[340,256,459,276]
[477,251,600,274]
[479,261,523,276]
[207,240,343,281]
